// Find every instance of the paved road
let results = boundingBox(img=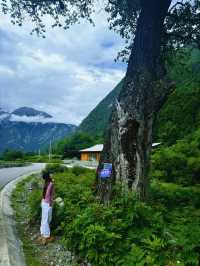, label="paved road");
[0,163,45,190]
